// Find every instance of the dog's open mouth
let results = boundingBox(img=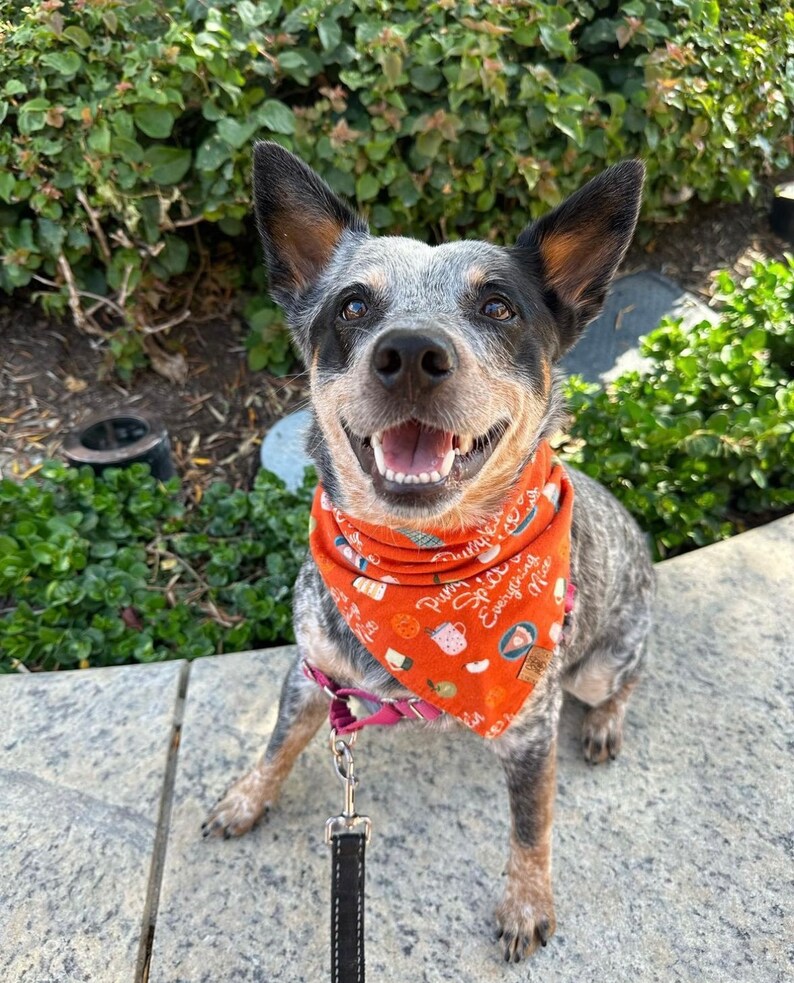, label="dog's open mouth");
[346,419,508,498]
